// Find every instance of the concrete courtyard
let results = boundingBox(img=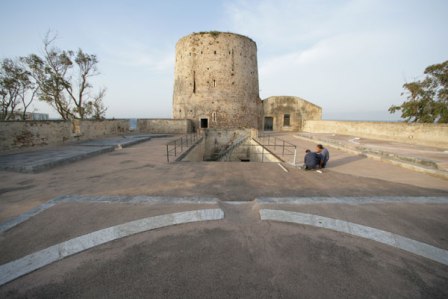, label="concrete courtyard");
[0,134,447,298]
